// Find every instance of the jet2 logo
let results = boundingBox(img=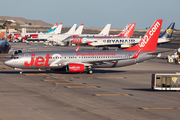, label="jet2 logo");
[24,54,62,67]
[139,21,160,48]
